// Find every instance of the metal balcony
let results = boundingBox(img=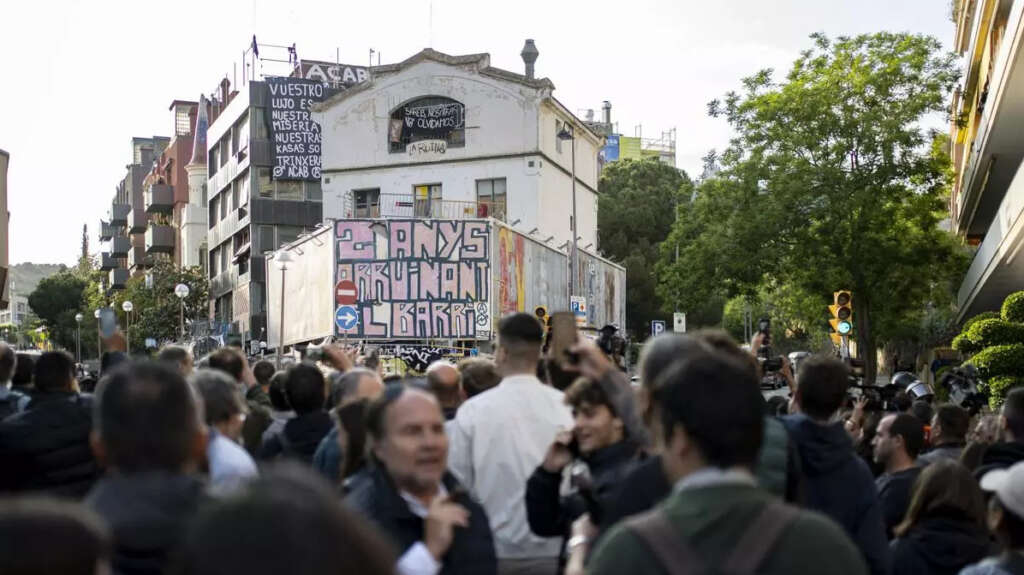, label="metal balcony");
[145,224,175,254]
[128,245,152,270]
[108,268,129,290]
[145,183,174,214]
[109,203,130,226]
[99,253,118,271]
[99,220,116,241]
[344,193,507,222]
[129,206,147,234]
[110,236,131,257]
